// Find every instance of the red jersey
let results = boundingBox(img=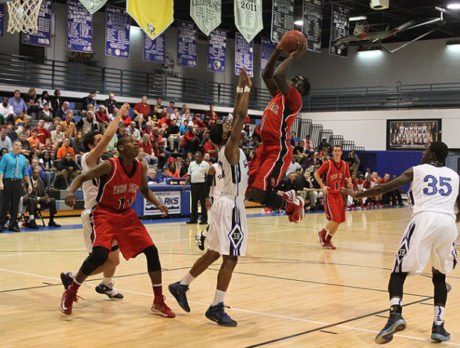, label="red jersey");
[97,157,143,211]
[316,159,351,194]
[259,86,302,145]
